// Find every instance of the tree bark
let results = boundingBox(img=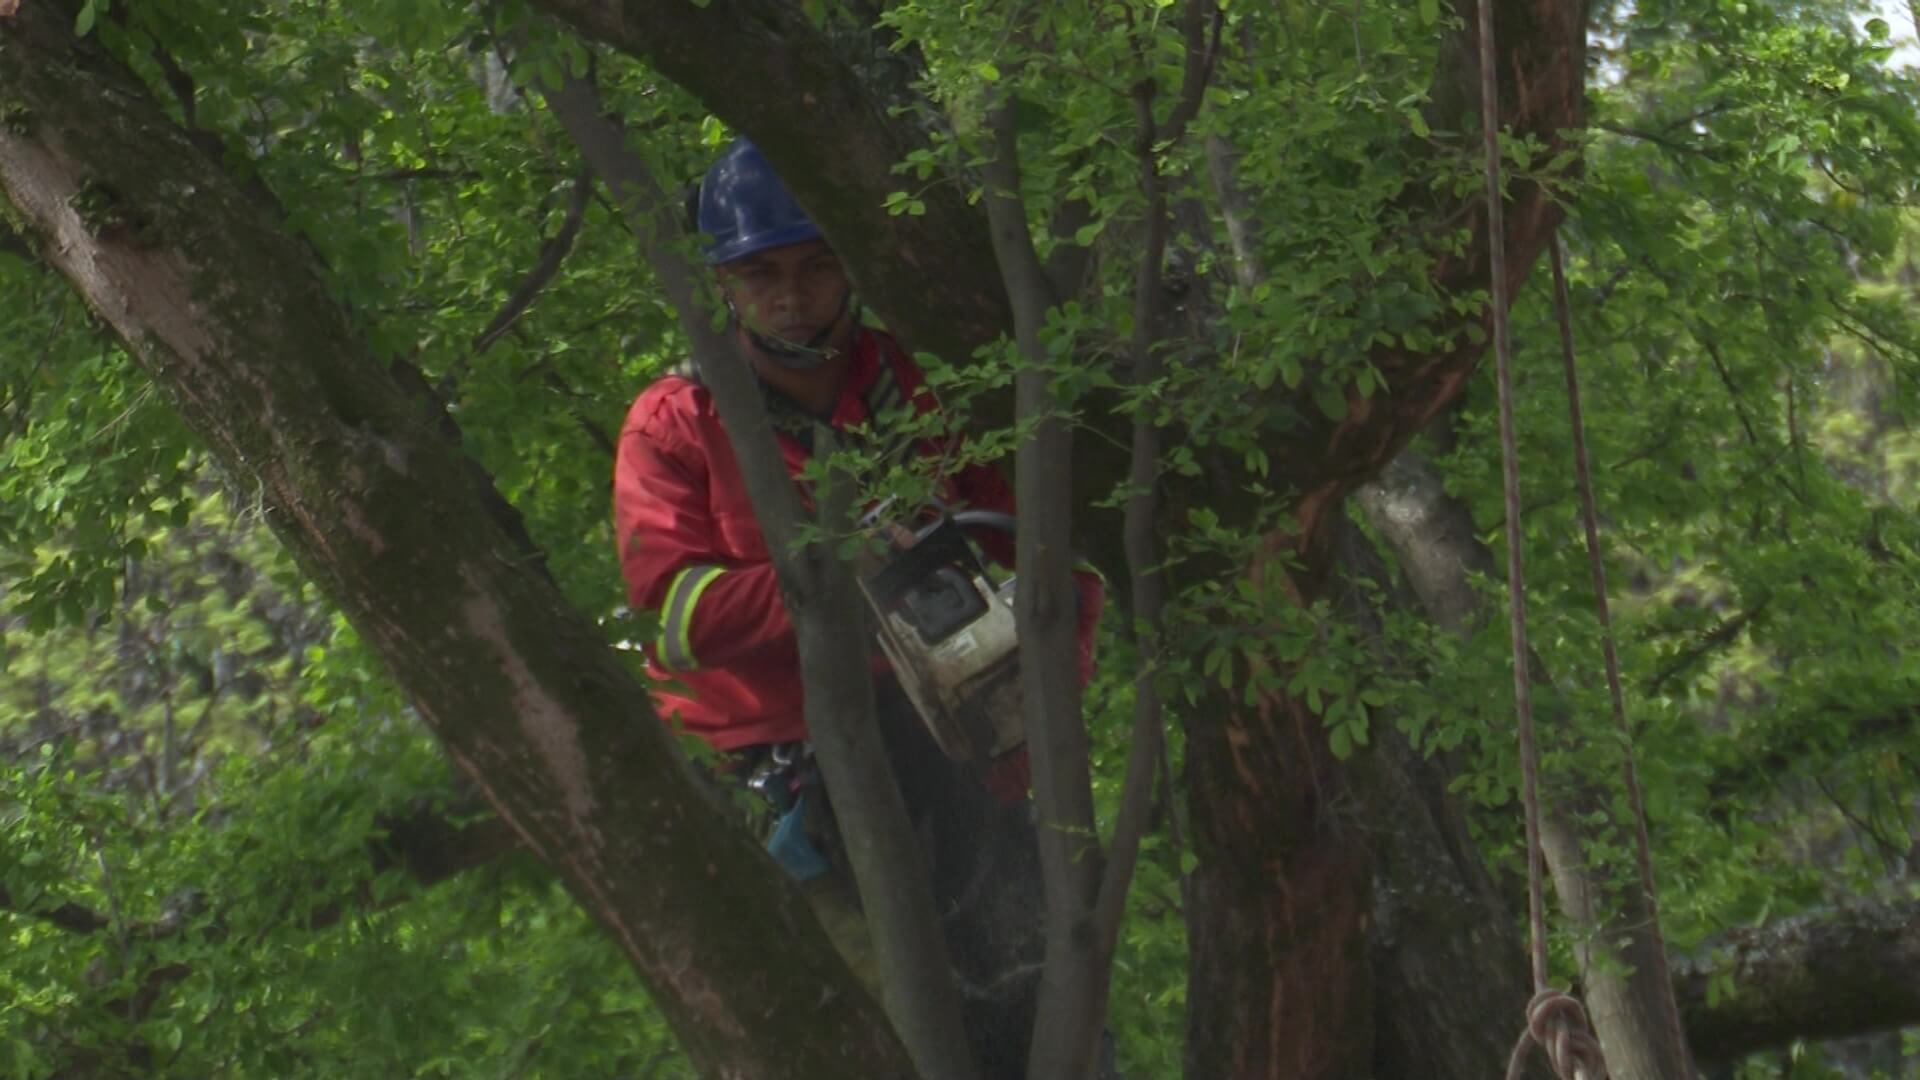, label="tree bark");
[1183,627,1379,1080]
[0,9,914,1079]
[1356,726,1550,1079]
[1678,901,1920,1066]
[975,92,1106,1080]
[1327,516,1550,1079]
